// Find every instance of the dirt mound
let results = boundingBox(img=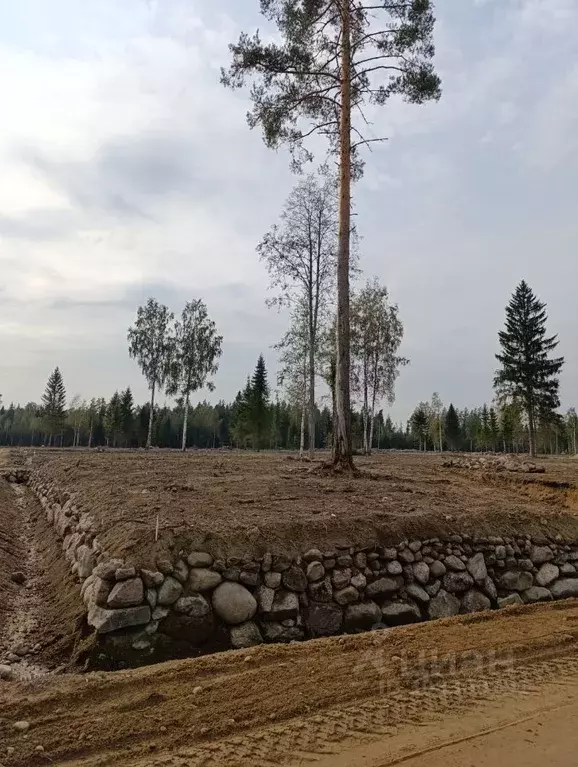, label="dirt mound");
[0,599,577,765]
[25,450,578,563]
